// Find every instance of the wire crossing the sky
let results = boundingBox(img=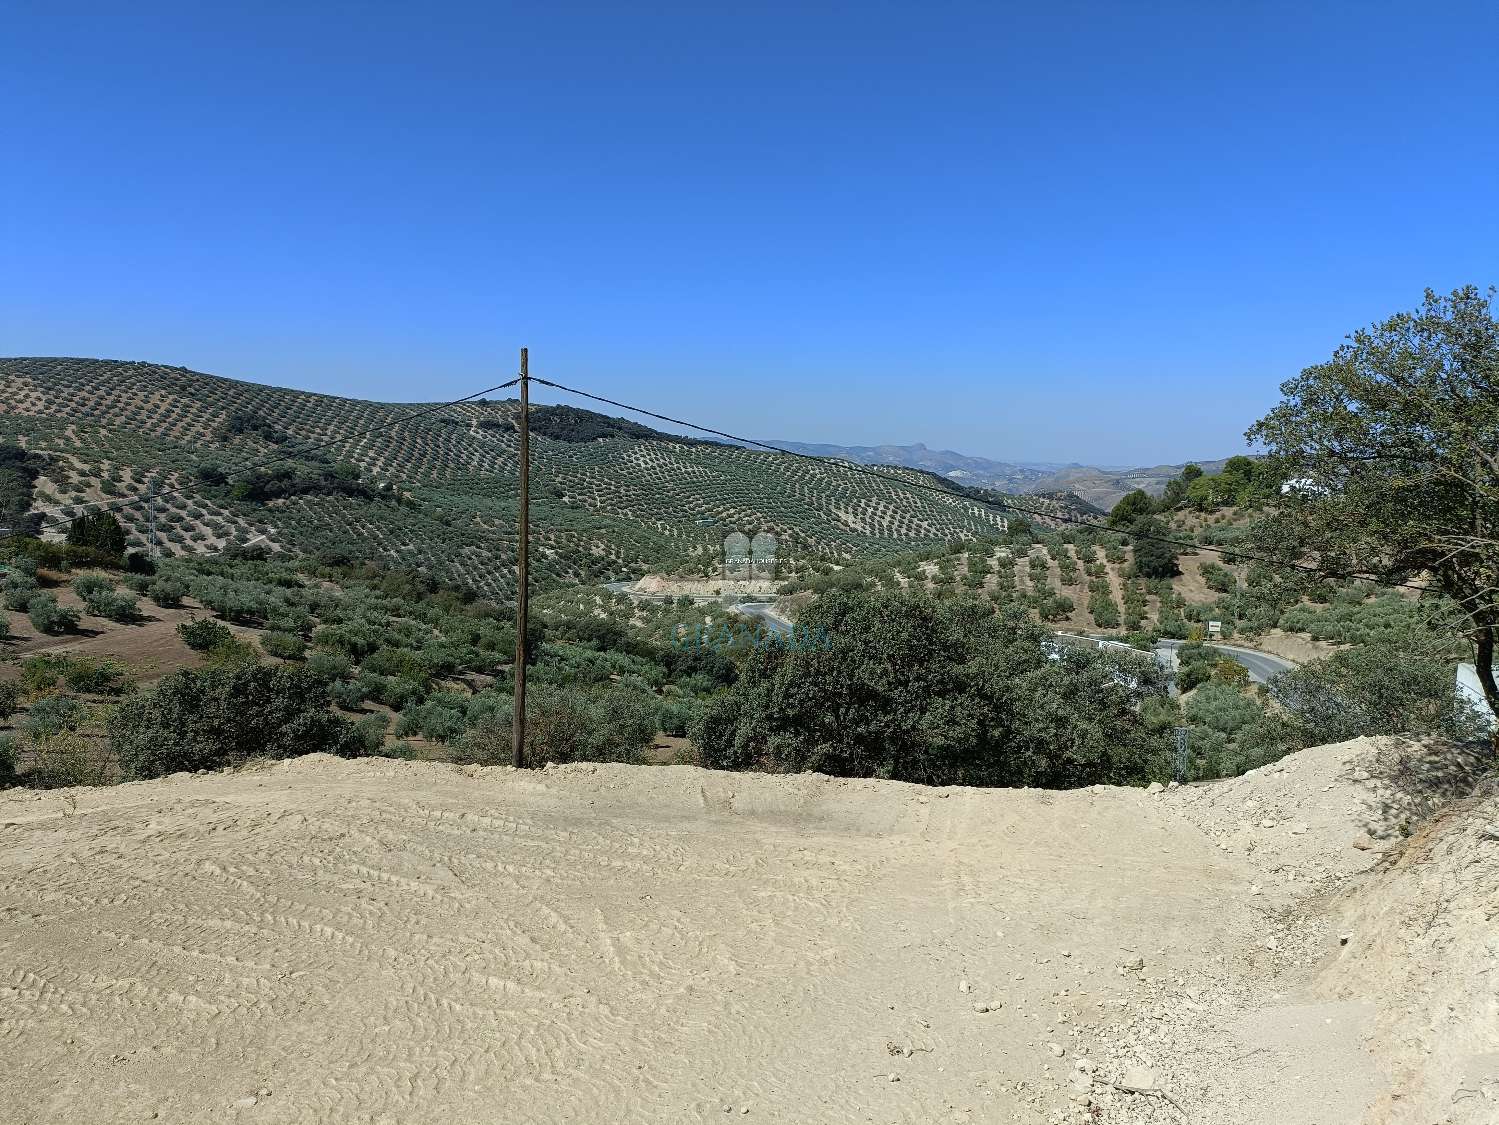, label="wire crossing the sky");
[530,375,1436,596]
